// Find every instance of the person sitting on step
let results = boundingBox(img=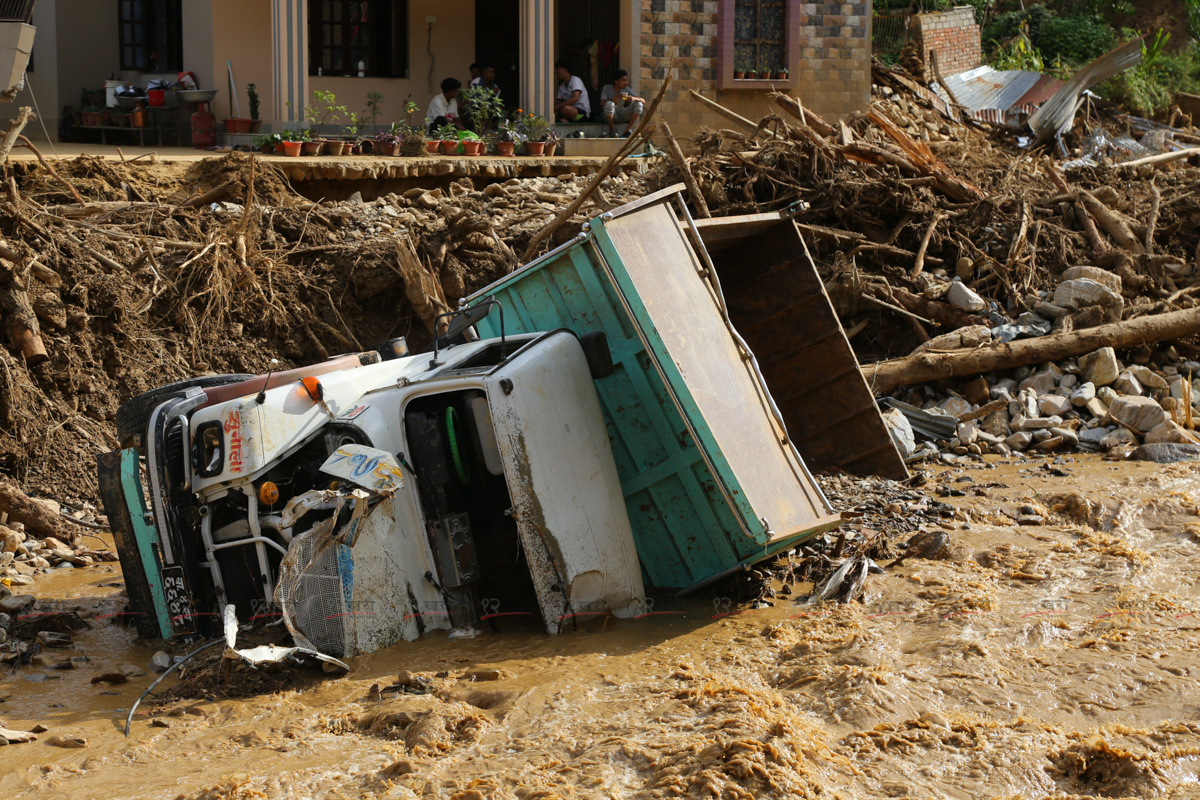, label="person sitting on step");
[553,59,591,123]
[600,69,644,137]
